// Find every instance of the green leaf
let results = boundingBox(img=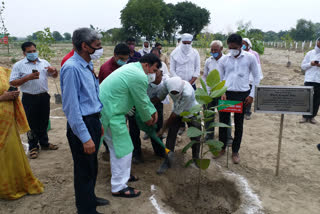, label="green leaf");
[189,104,202,114]
[210,80,225,92]
[206,69,220,88]
[205,140,224,148]
[208,122,231,129]
[210,86,227,99]
[204,110,215,117]
[187,127,202,138]
[180,111,191,117]
[195,159,211,170]
[184,159,194,168]
[203,117,215,122]
[195,88,213,104]
[200,78,208,94]
[182,141,199,153]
